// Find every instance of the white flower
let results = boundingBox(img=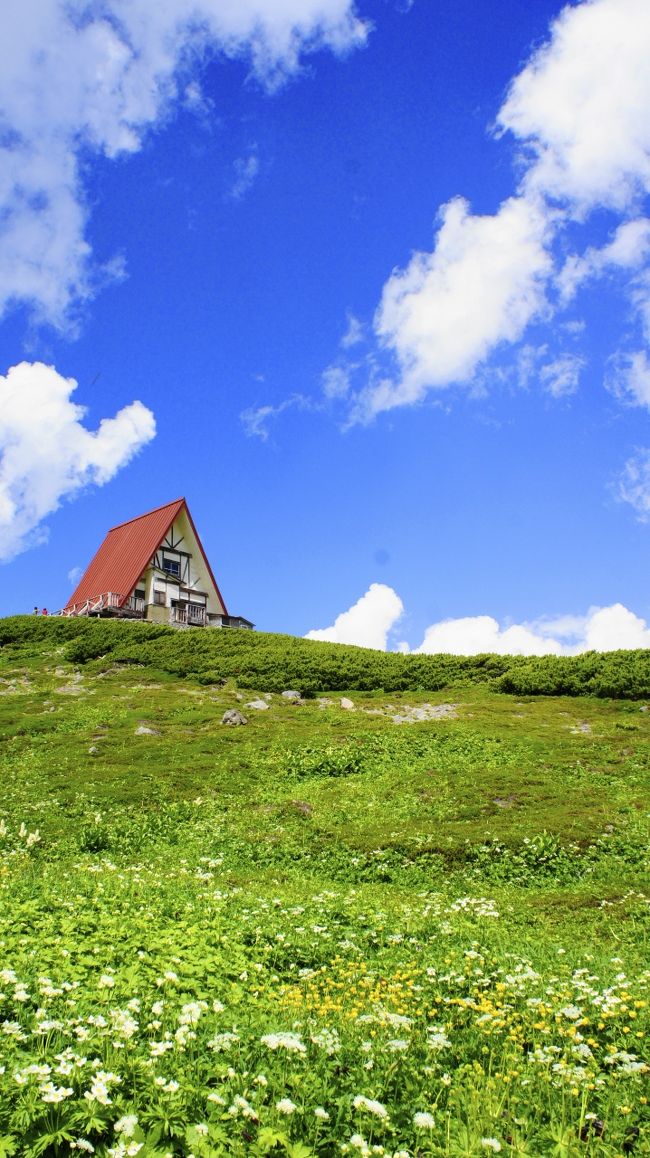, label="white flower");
[311,1027,341,1054]
[276,1098,297,1115]
[427,1027,451,1050]
[115,1116,138,1138]
[207,1032,239,1052]
[194,1124,209,1136]
[40,1082,74,1103]
[261,1031,306,1053]
[98,975,115,989]
[413,1112,435,1129]
[481,1140,502,1153]
[315,1107,330,1120]
[353,1095,389,1119]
